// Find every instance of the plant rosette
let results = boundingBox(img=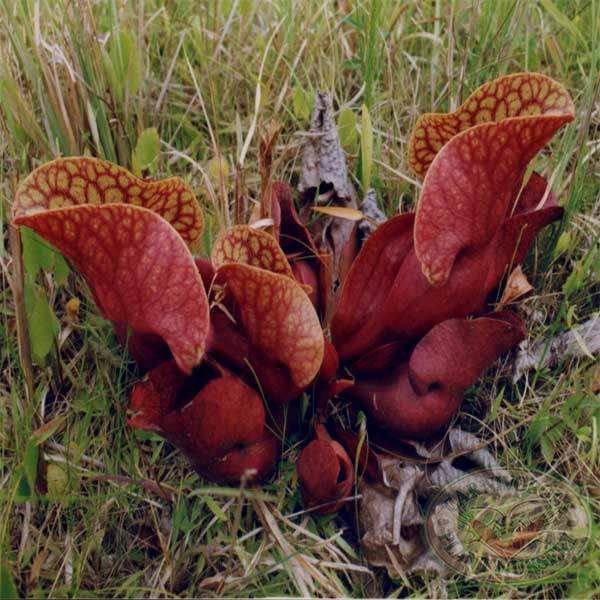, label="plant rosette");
[13,73,575,519]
